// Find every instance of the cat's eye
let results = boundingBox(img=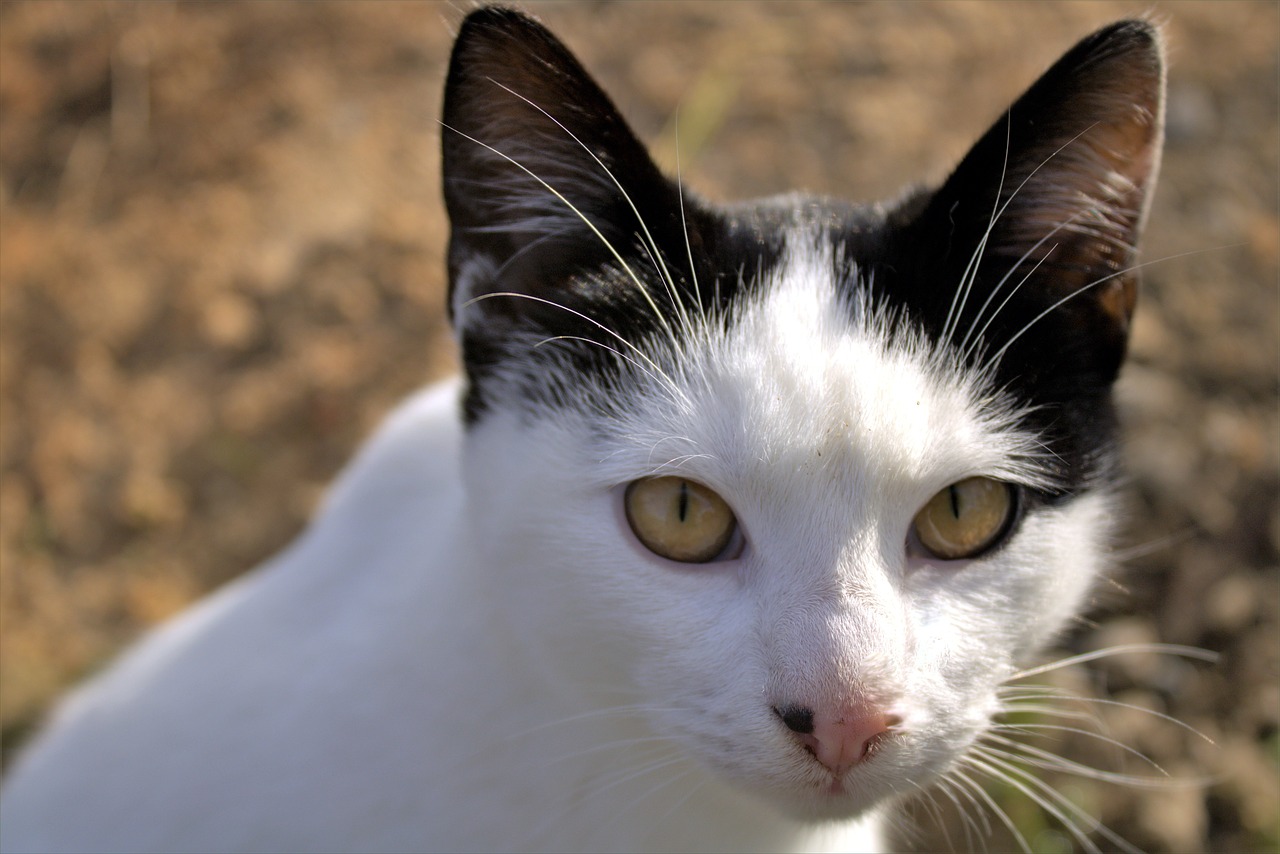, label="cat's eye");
[625,477,739,563]
[912,477,1017,560]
